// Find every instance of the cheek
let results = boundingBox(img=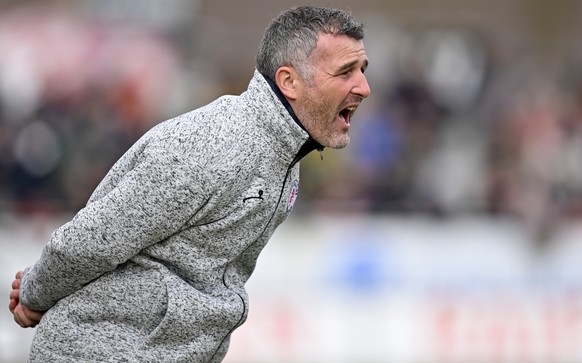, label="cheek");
[323,96,340,118]
[301,86,339,124]
[328,89,349,111]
